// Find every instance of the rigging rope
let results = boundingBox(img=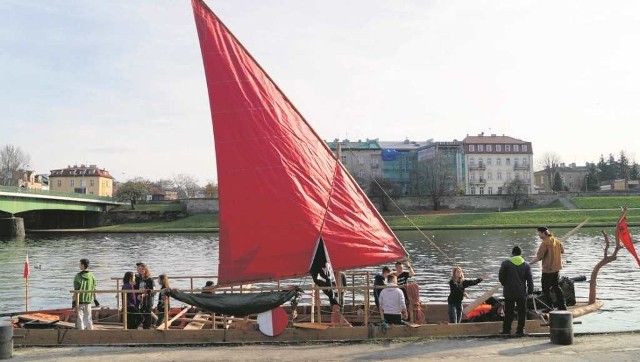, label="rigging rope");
[342,142,457,264]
